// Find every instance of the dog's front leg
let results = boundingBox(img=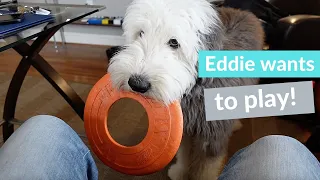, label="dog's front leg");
[169,136,228,180]
[168,136,192,180]
[189,152,227,180]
